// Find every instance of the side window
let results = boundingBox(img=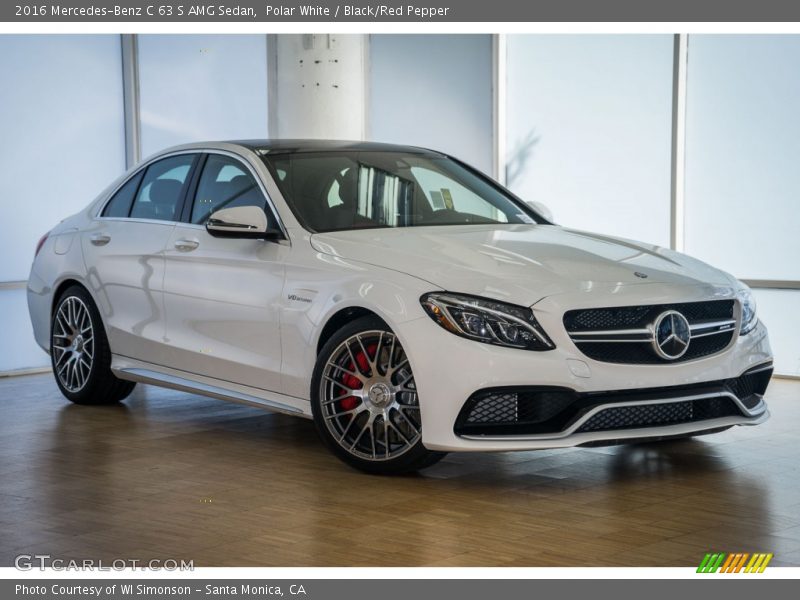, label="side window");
[129,154,194,222]
[102,171,143,218]
[191,154,267,224]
